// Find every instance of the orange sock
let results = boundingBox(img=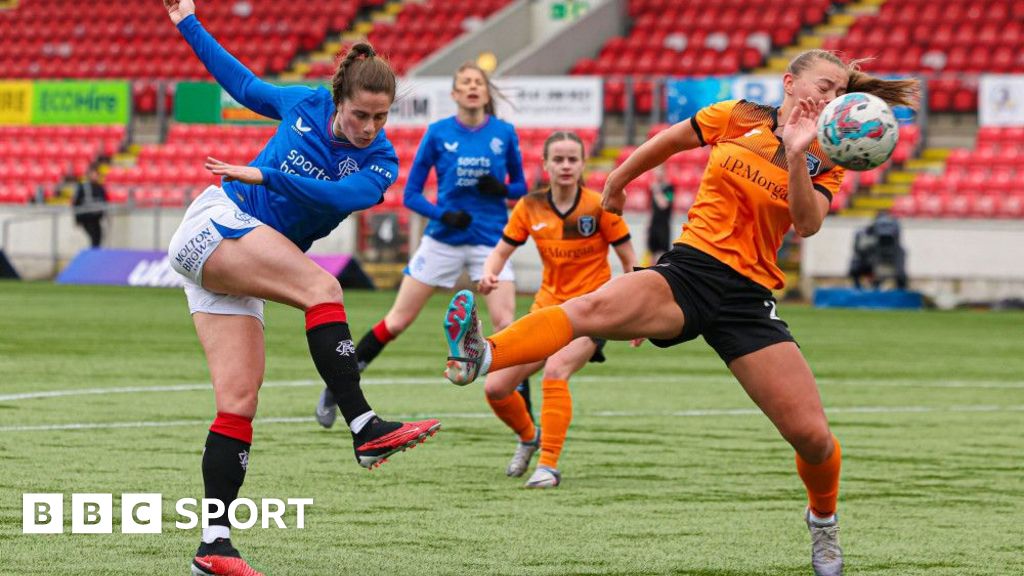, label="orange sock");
[487,391,536,442]
[795,435,842,517]
[538,379,572,469]
[489,306,574,372]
